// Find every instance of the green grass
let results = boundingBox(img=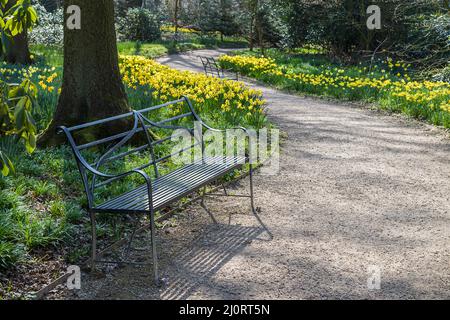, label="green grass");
[117,36,247,59]
[31,44,64,67]
[31,42,172,67]
[0,147,81,269]
[117,42,170,58]
[30,34,247,67]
